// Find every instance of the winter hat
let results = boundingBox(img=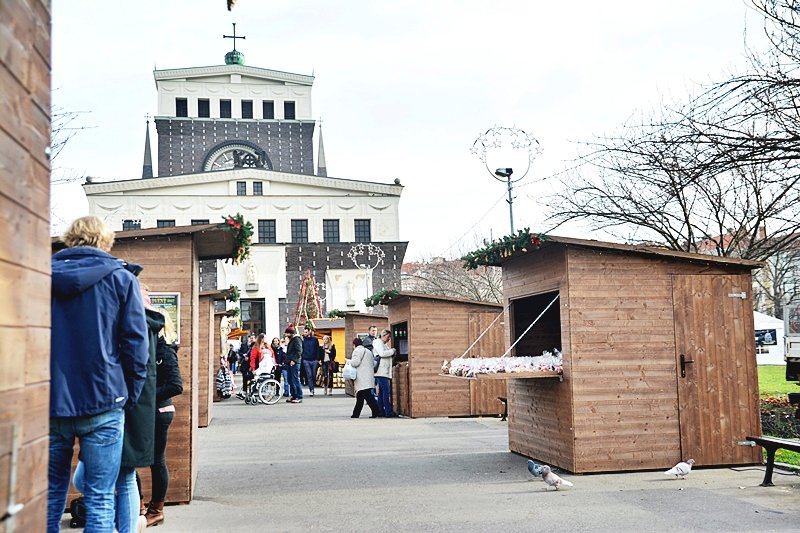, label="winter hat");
[285,324,296,335]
